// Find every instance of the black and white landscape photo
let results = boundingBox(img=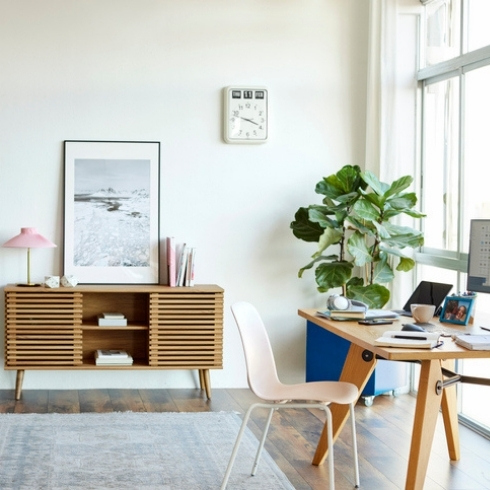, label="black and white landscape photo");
[73,159,151,268]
